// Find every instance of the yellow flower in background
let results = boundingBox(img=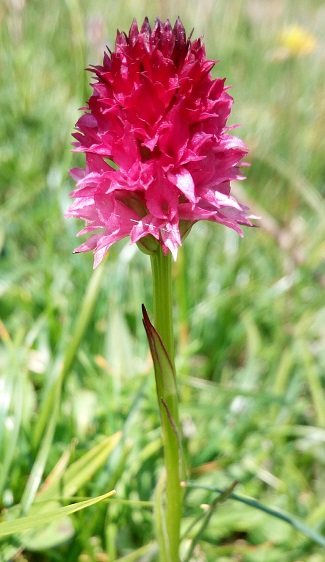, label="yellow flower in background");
[280,25,317,57]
